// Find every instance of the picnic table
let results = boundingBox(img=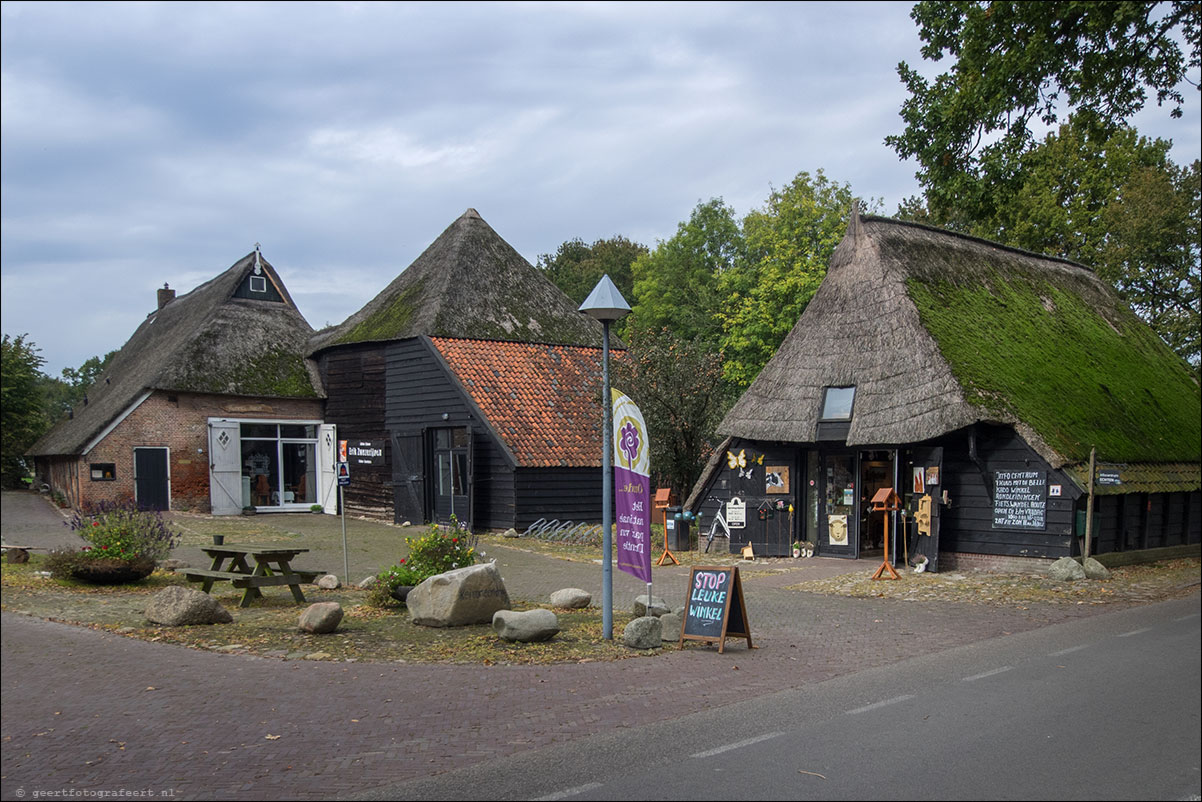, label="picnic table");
[181,544,323,607]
